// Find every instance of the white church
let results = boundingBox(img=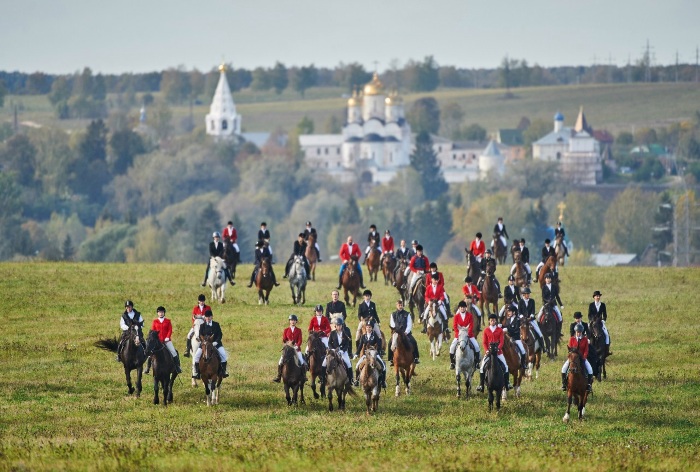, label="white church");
[205,64,242,140]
